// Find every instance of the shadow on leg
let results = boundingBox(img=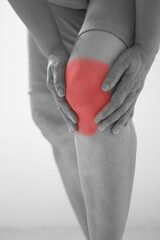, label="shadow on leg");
[67,30,137,240]
[29,90,90,240]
